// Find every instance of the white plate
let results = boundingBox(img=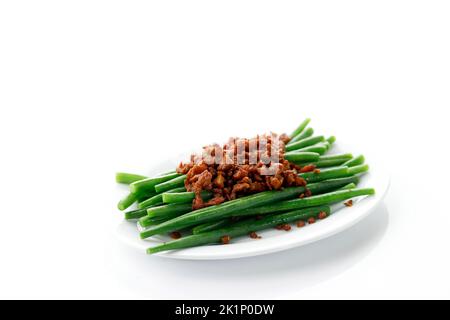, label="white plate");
[115,143,390,260]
